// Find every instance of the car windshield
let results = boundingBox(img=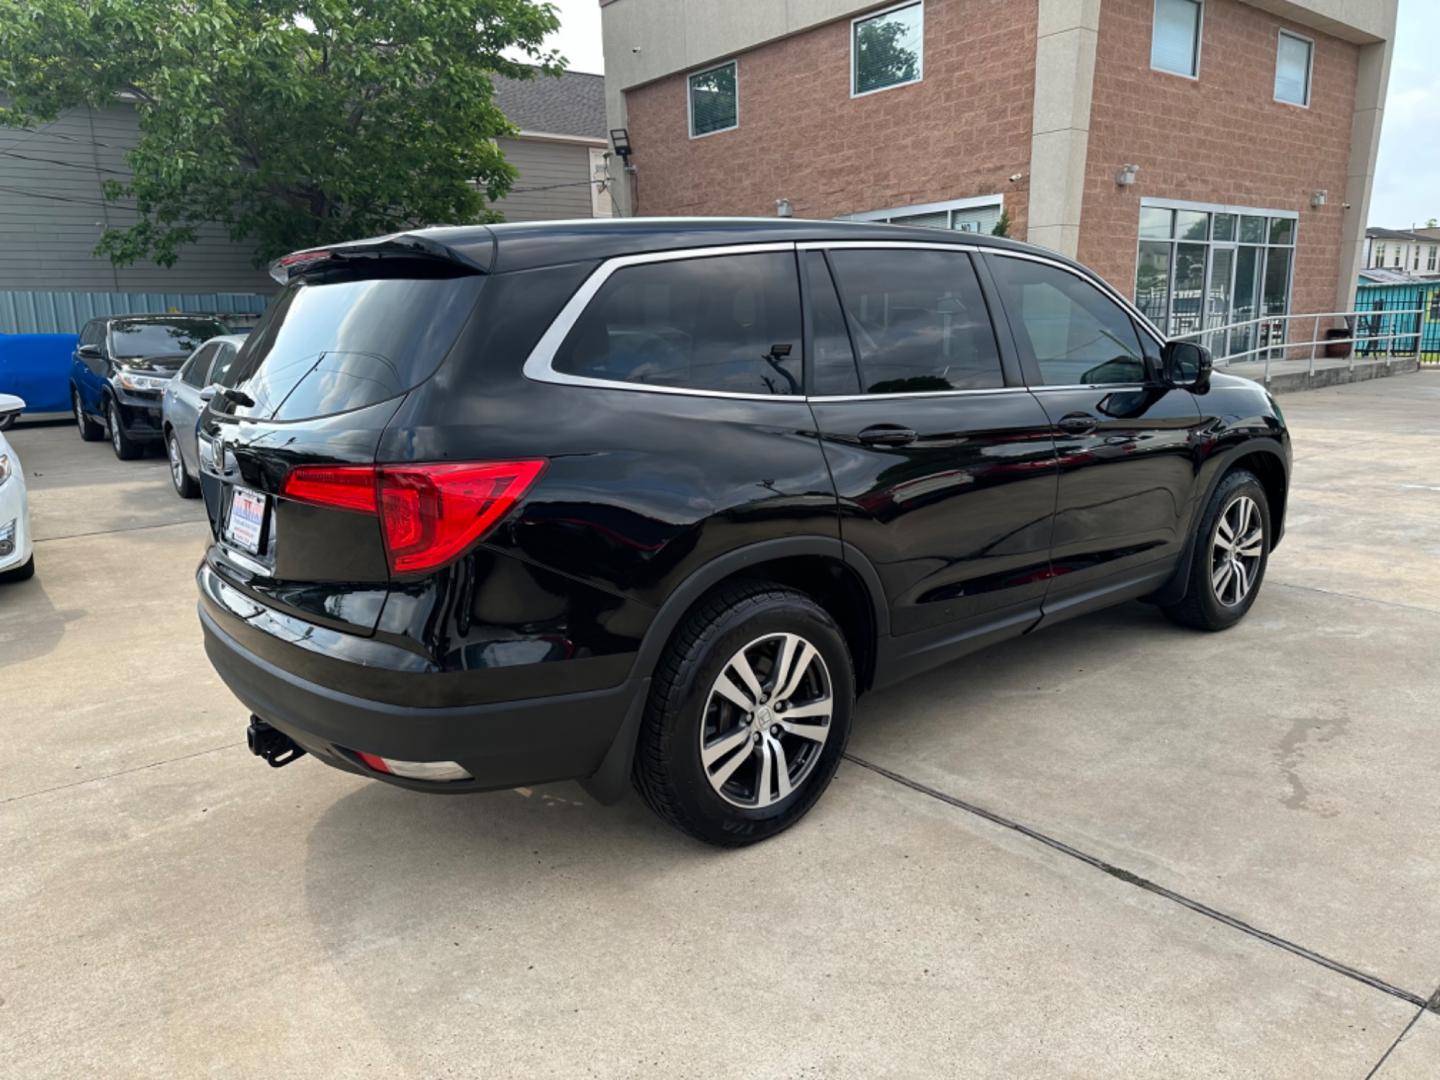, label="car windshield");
[111,320,228,359]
